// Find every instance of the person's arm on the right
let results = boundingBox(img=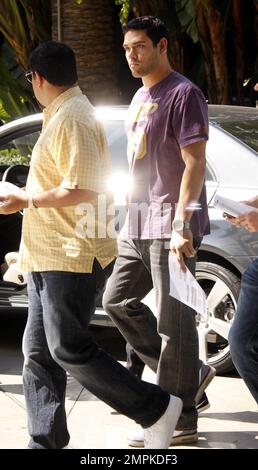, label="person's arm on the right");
[244,195,258,209]
[226,195,258,232]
